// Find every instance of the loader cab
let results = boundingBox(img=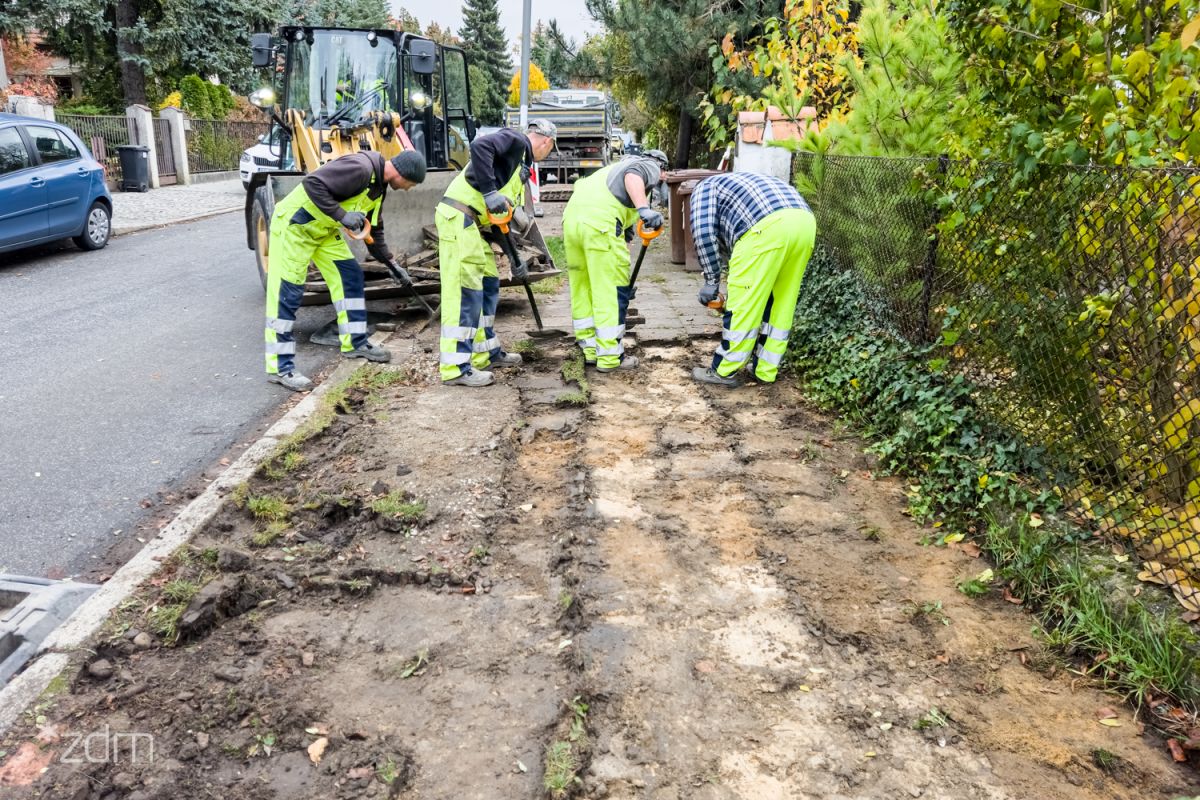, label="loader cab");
[250,26,476,172]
